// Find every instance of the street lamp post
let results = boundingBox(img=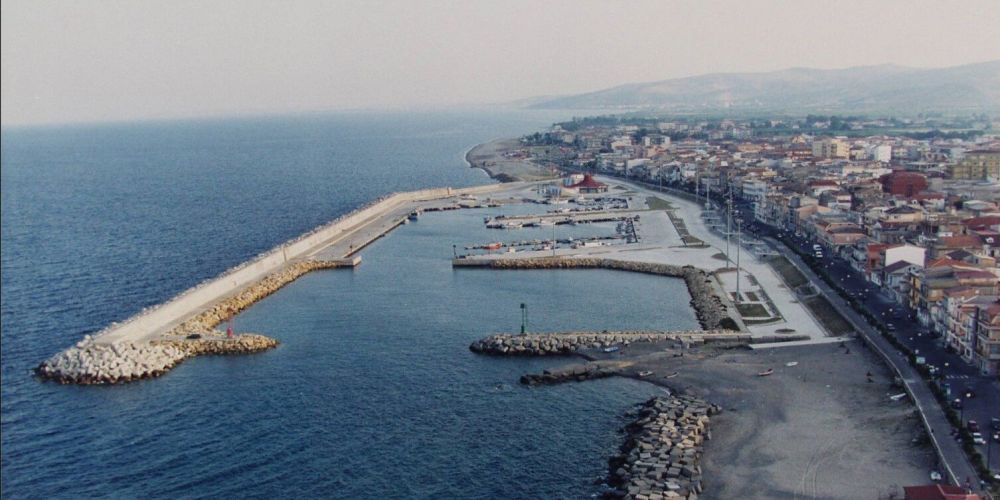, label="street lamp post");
[736,217,742,303]
[520,303,527,334]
